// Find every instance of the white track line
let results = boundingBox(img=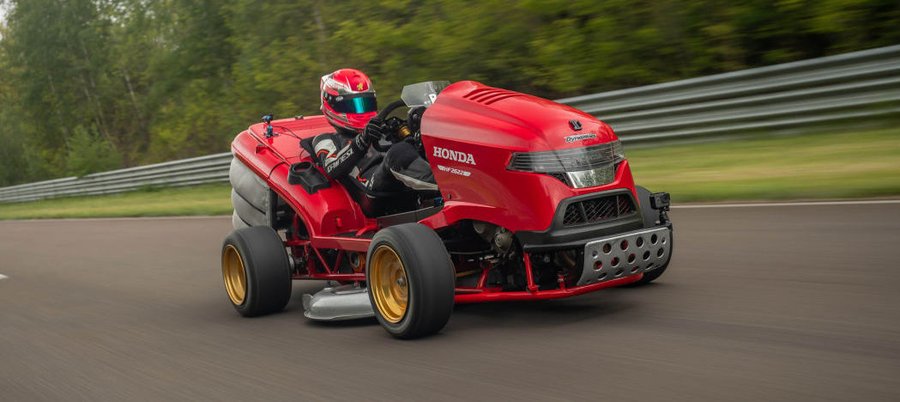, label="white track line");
[673,199,900,209]
[0,274,8,280]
